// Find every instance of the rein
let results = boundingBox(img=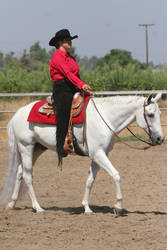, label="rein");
[90,97,153,151]
[82,93,90,152]
[143,100,152,140]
